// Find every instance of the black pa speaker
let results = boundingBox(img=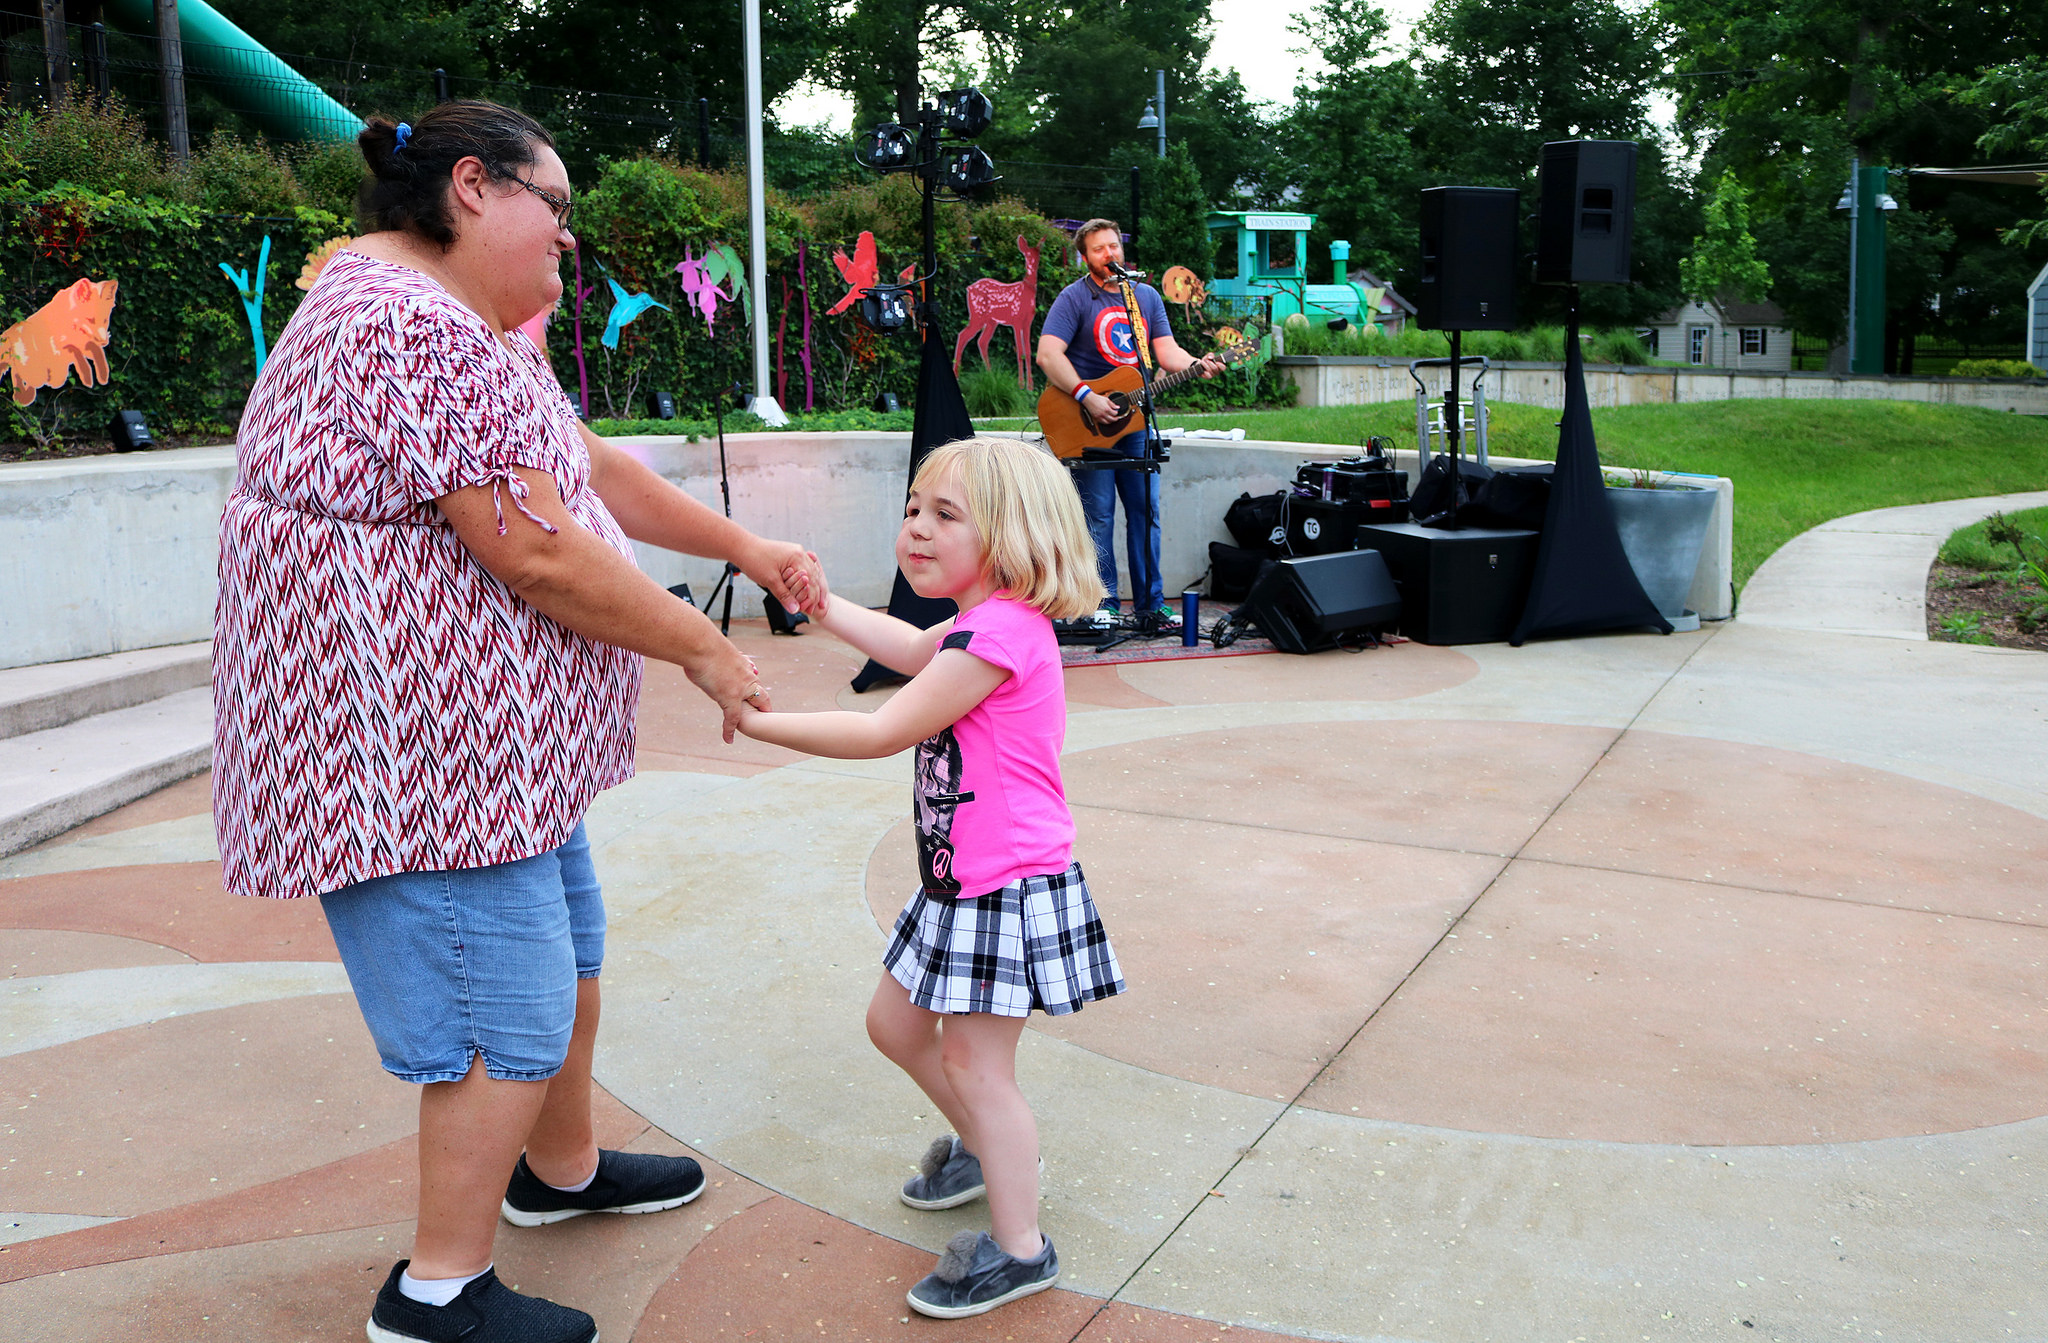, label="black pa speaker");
[1244,550,1403,654]
[1416,187,1521,331]
[1535,140,1637,286]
